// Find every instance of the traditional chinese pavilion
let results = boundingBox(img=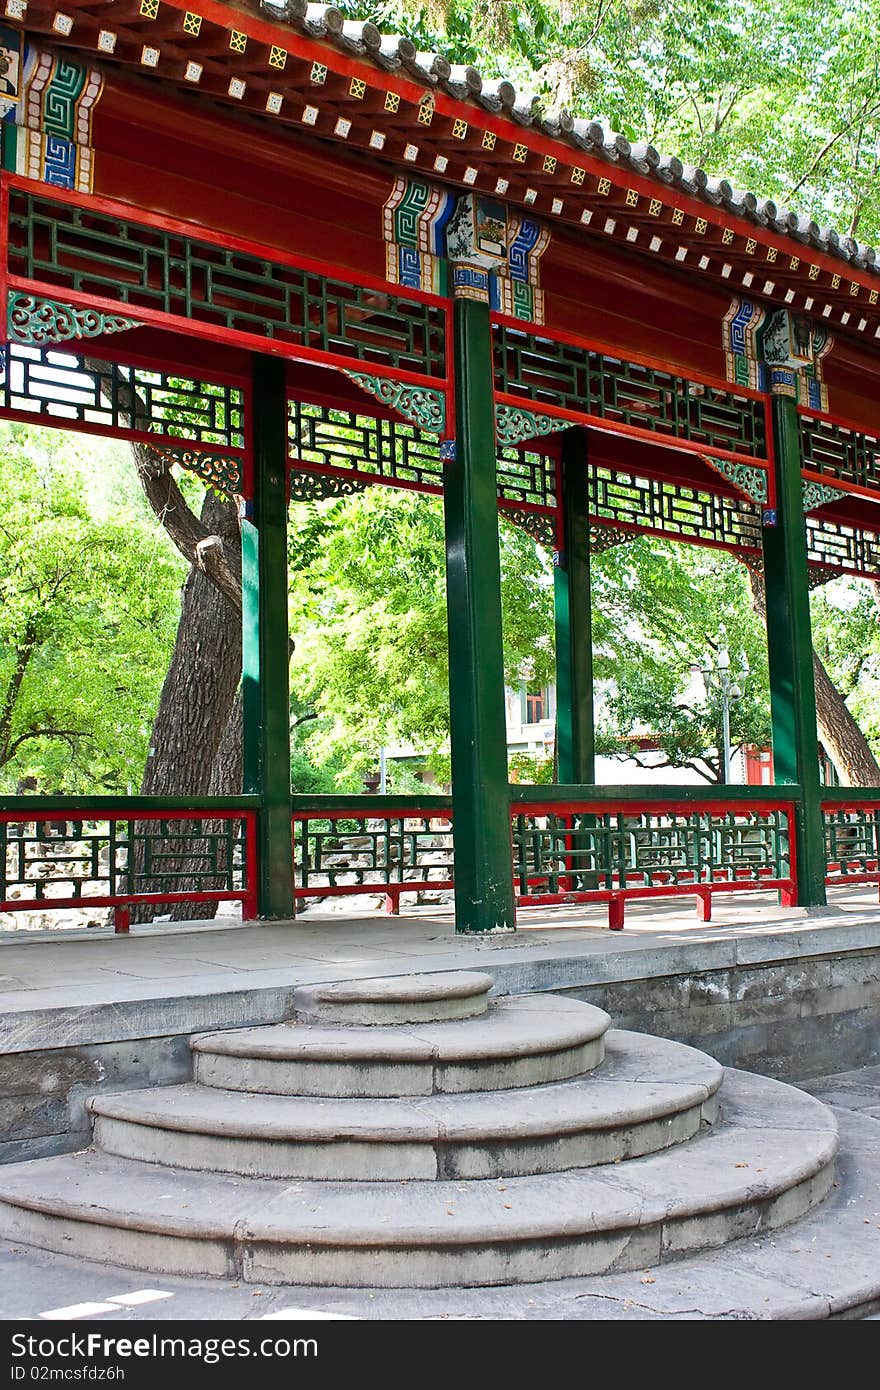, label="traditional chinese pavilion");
[1,0,879,934]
